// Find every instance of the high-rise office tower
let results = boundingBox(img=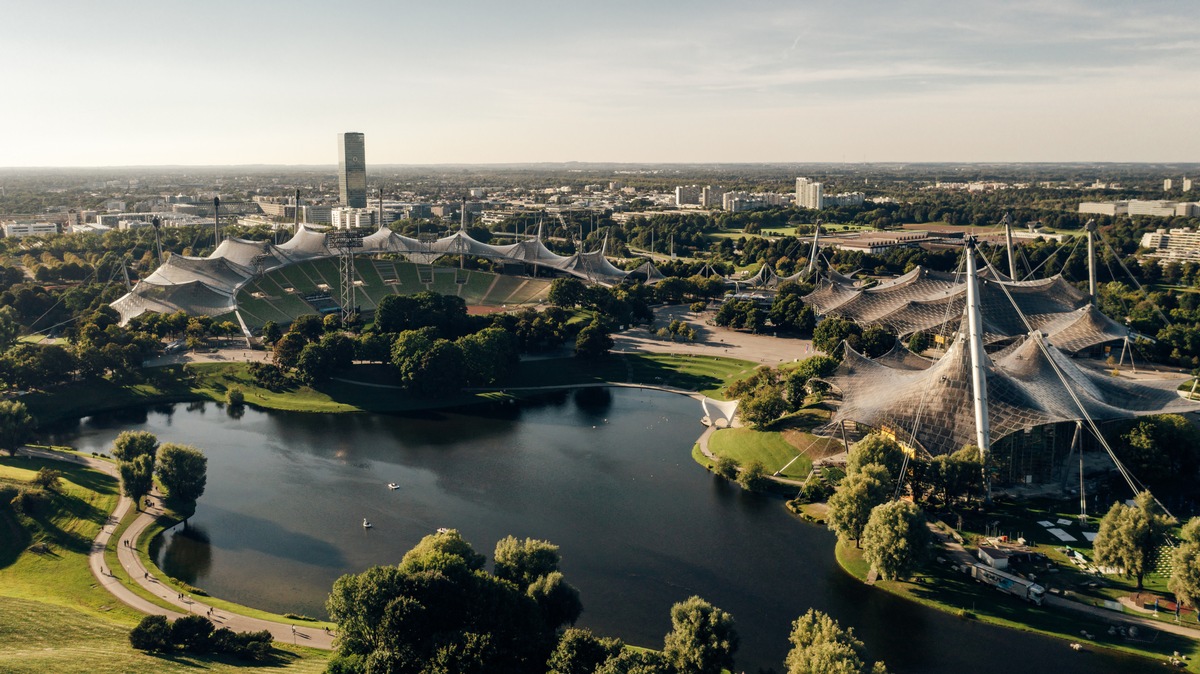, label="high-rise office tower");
[338,132,367,208]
